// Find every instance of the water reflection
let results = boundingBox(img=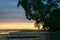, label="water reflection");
[0,30,60,40]
[0,31,18,34]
